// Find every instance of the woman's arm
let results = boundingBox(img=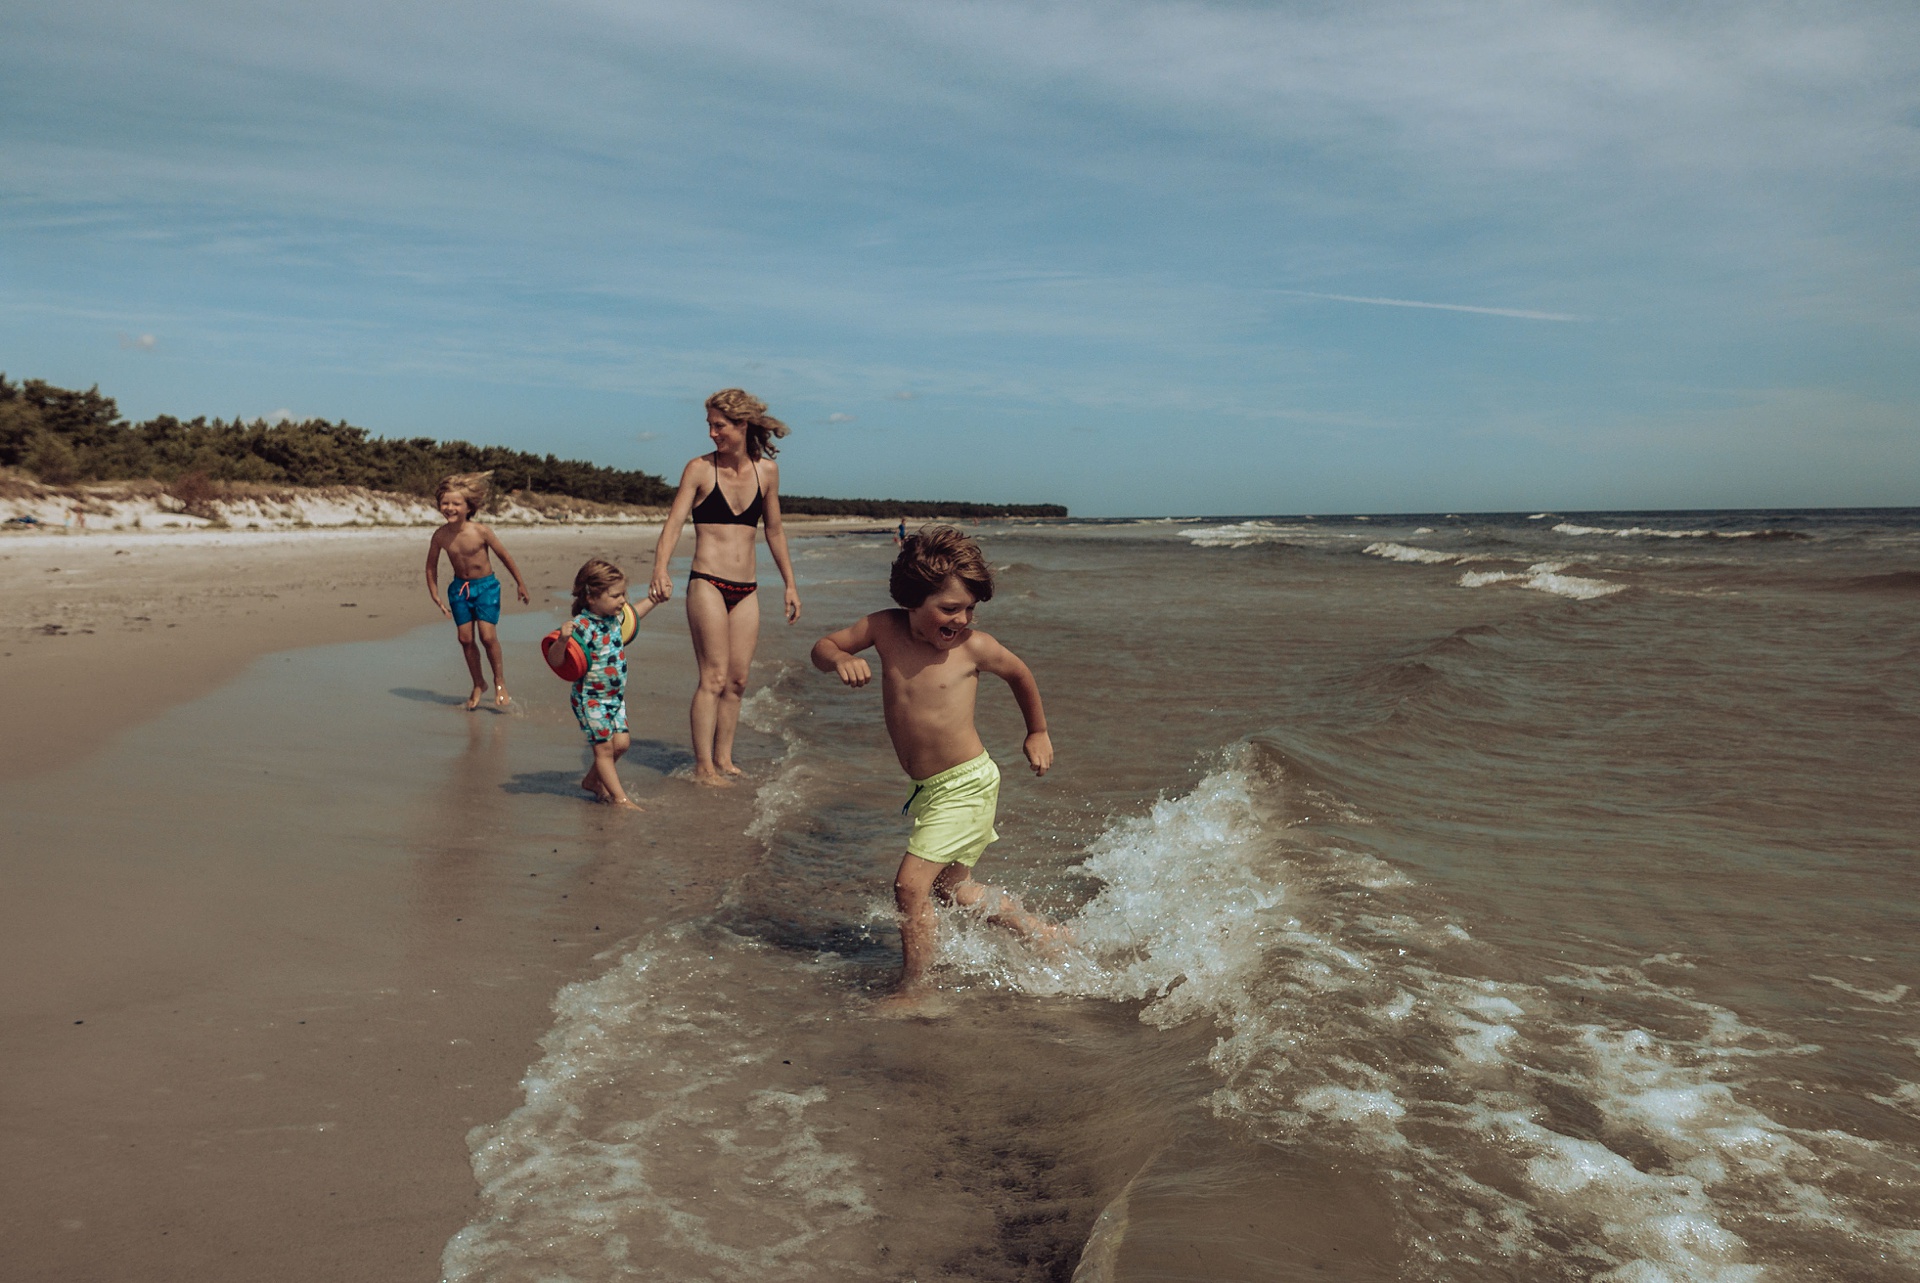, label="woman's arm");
[650,458,705,602]
[760,460,801,623]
